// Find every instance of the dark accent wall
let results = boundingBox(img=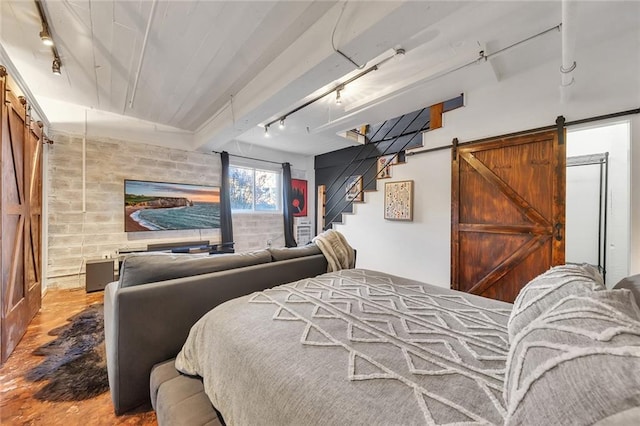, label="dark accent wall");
[316,146,407,228]
[314,95,464,230]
